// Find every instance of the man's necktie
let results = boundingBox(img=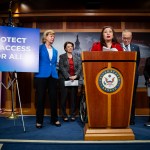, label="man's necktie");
[125,45,129,51]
